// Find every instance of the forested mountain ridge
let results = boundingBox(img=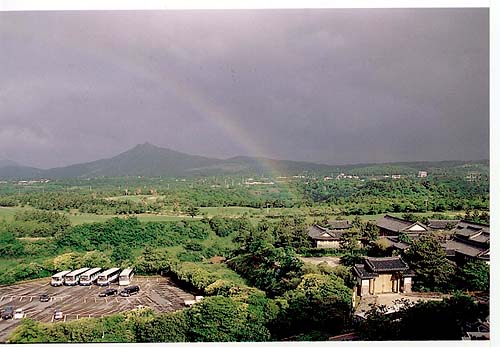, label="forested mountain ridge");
[0,143,489,179]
